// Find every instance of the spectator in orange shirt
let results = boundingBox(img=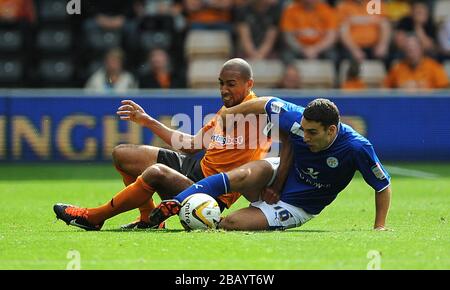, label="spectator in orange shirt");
[384,35,449,89]
[280,0,338,62]
[338,0,391,63]
[0,0,35,23]
[341,61,367,90]
[183,0,233,31]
